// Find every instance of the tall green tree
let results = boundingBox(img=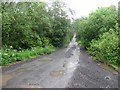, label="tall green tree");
[48,0,70,47]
